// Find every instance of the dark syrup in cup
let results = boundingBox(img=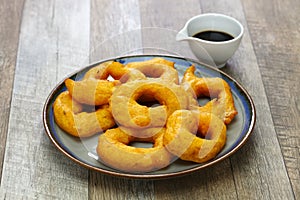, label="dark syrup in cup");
[193,30,234,42]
